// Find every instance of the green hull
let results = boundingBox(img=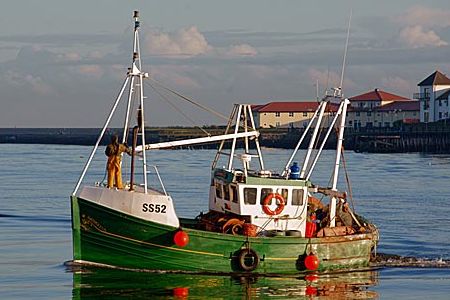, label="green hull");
[71,196,377,274]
